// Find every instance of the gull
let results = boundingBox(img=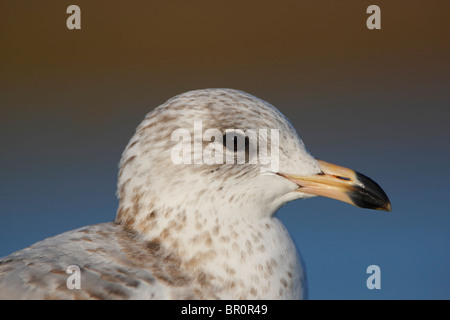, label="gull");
[0,89,391,299]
